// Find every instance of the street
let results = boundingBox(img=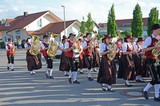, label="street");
[0,49,159,106]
